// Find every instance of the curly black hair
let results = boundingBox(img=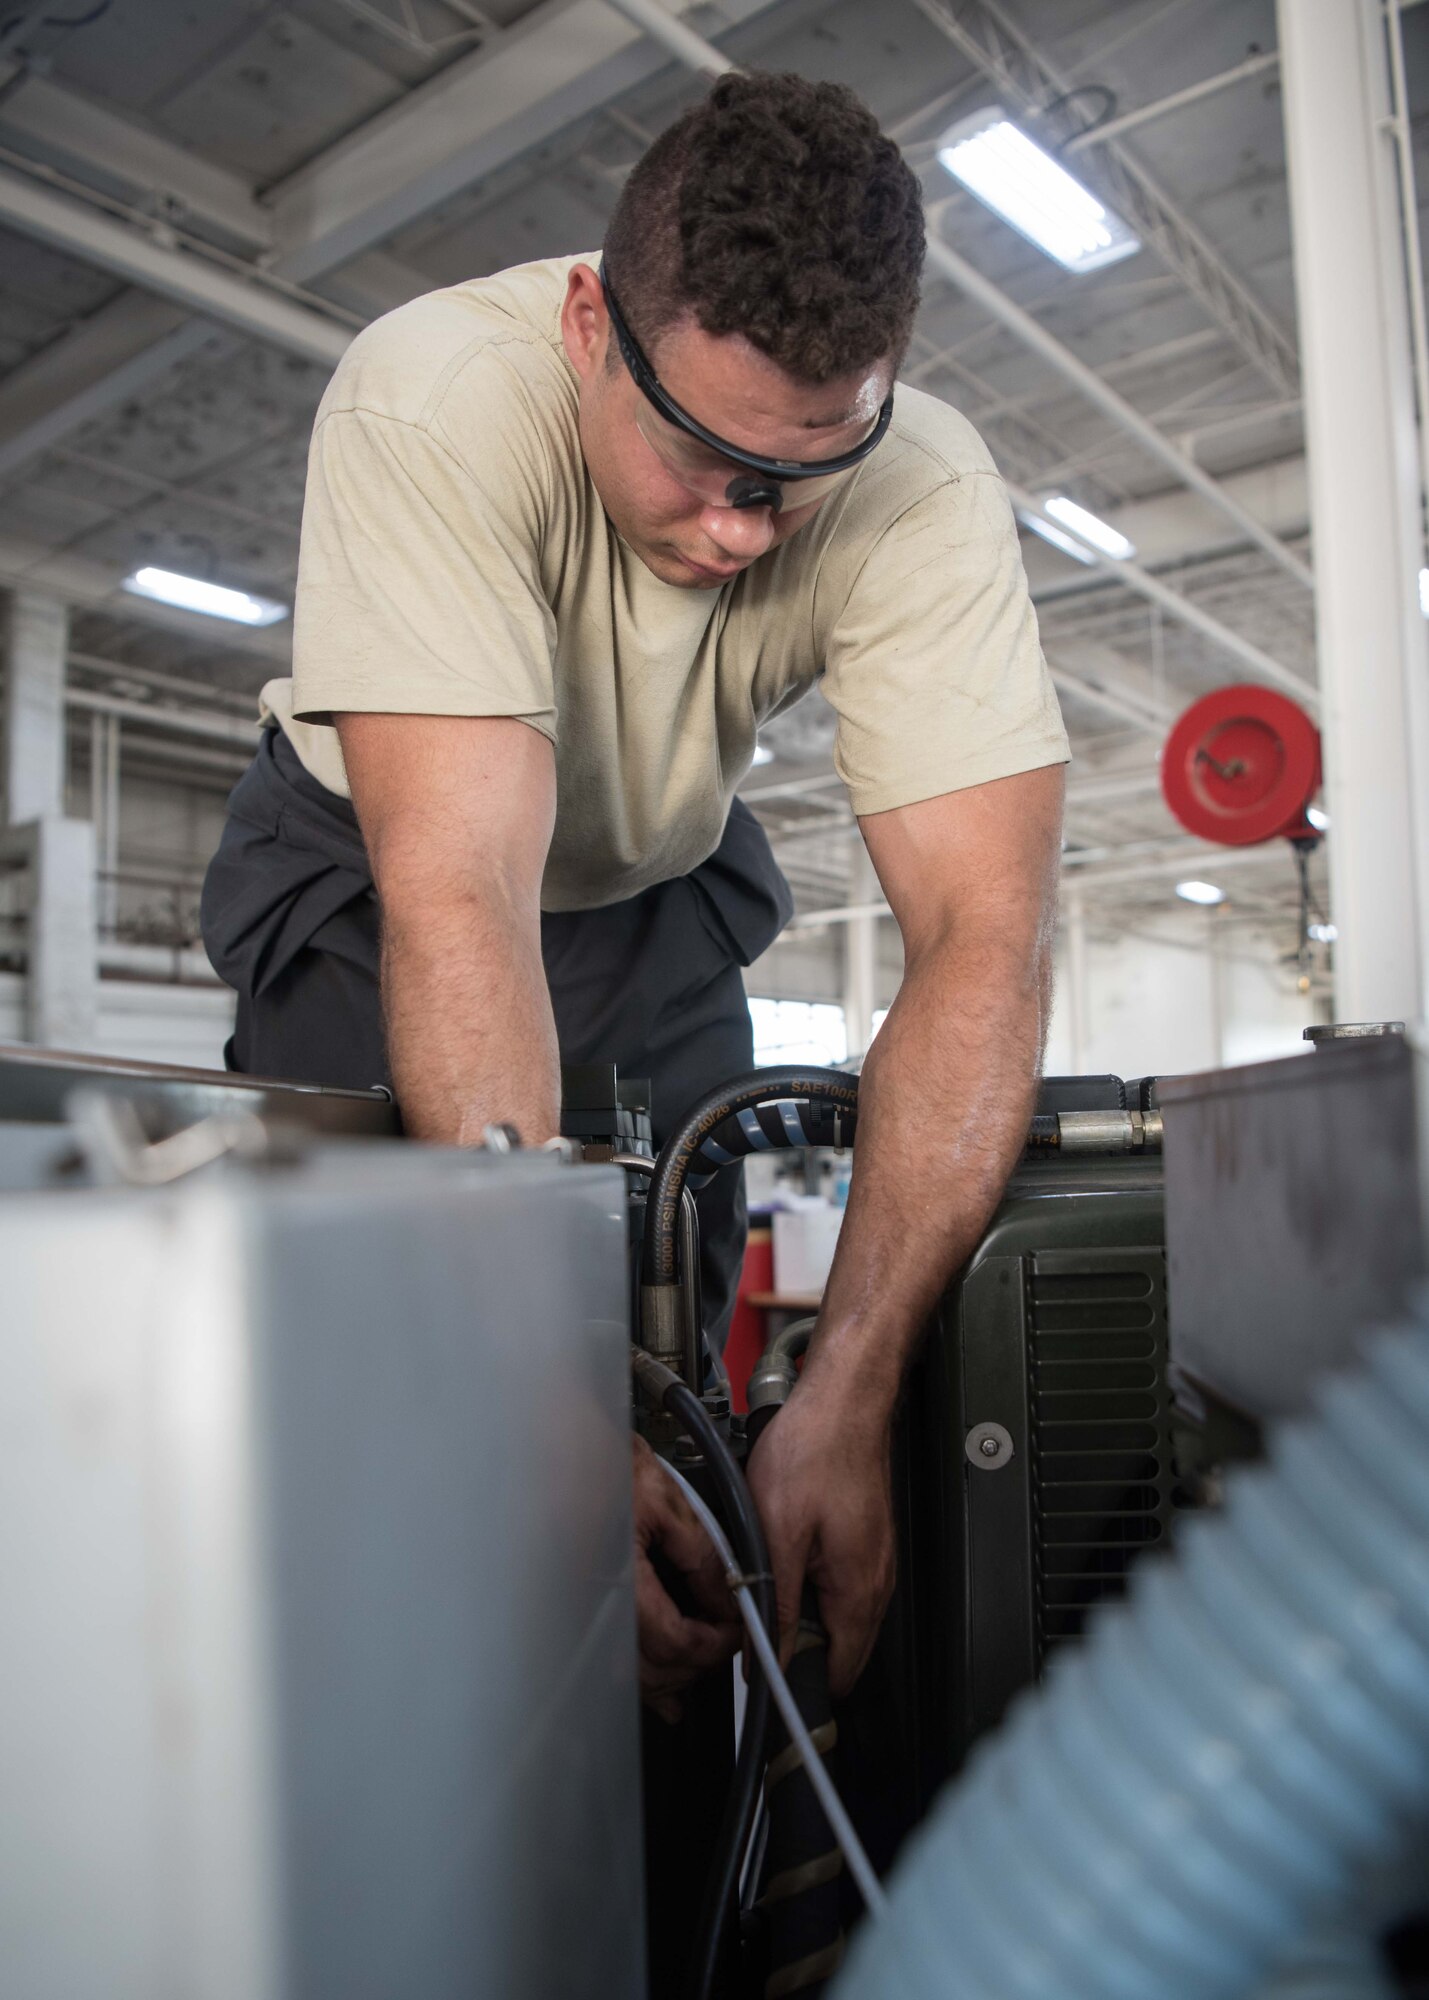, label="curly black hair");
[603,72,924,385]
